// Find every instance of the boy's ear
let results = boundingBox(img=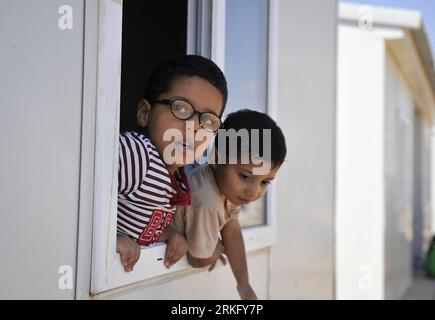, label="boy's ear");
[137,99,152,128]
